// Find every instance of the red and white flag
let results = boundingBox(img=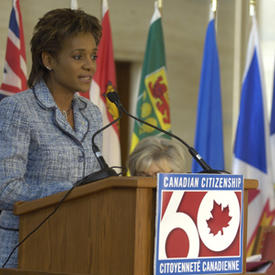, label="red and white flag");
[0,0,27,99]
[89,0,121,167]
